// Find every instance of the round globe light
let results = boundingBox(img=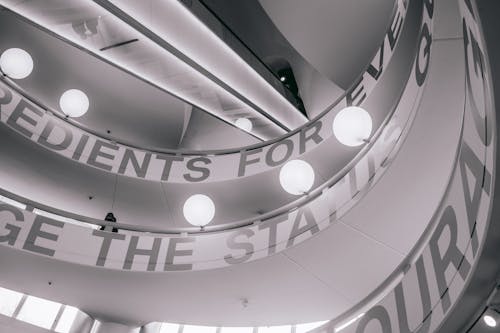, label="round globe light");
[235,118,253,132]
[279,159,315,195]
[183,194,215,227]
[484,315,497,328]
[0,48,34,79]
[333,106,373,147]
[59,89,89,117]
